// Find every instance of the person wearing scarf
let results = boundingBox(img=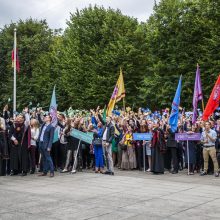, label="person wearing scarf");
[10,113,31,176]
[151,121,165,174]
